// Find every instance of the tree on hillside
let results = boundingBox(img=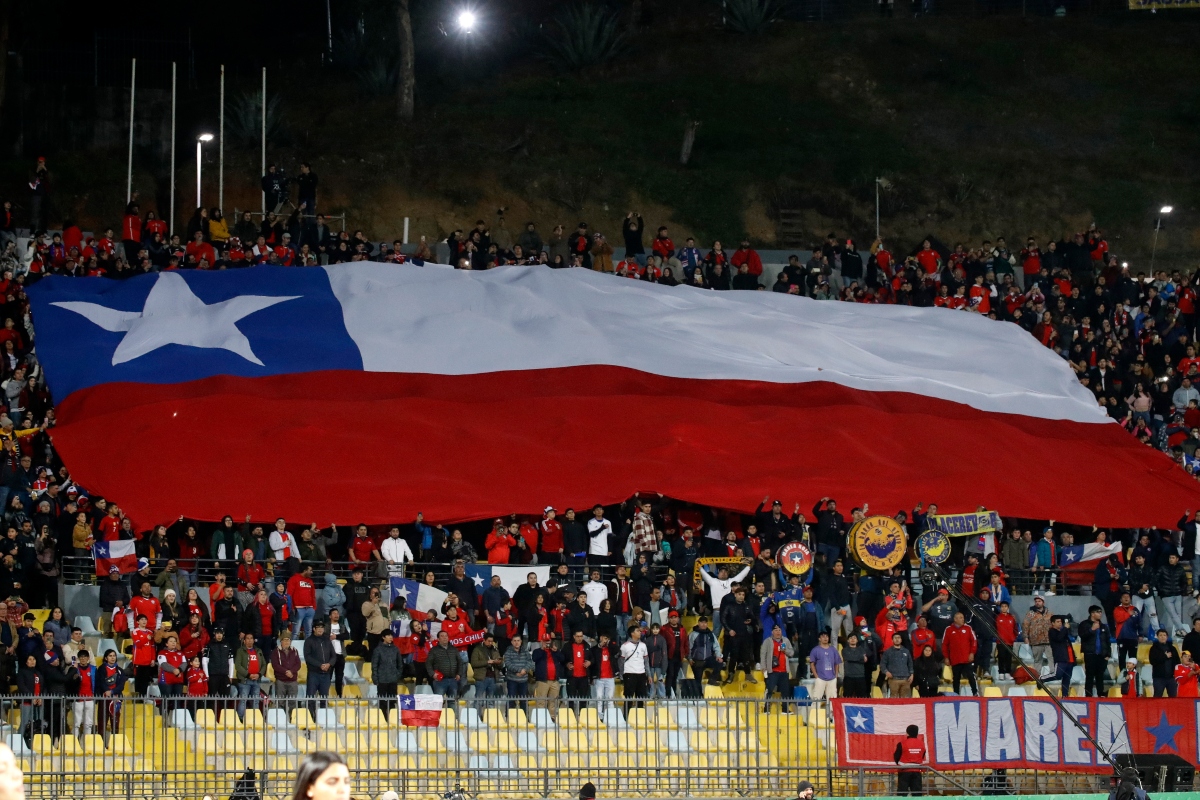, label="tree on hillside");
[396,0,415,120]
